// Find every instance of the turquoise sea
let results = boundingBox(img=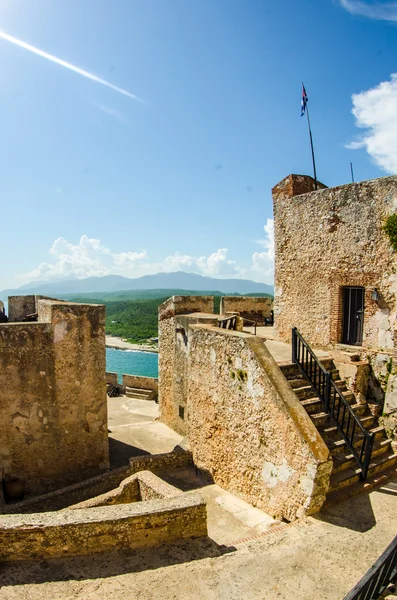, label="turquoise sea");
[106,348,158,382]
